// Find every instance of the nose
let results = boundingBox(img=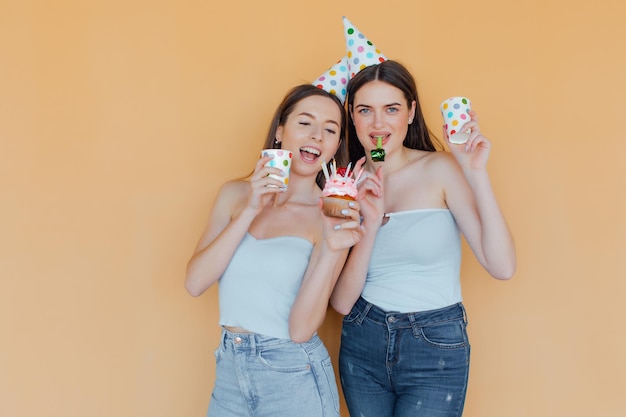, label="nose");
[311,125,323,141]
[372,111,384,128]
